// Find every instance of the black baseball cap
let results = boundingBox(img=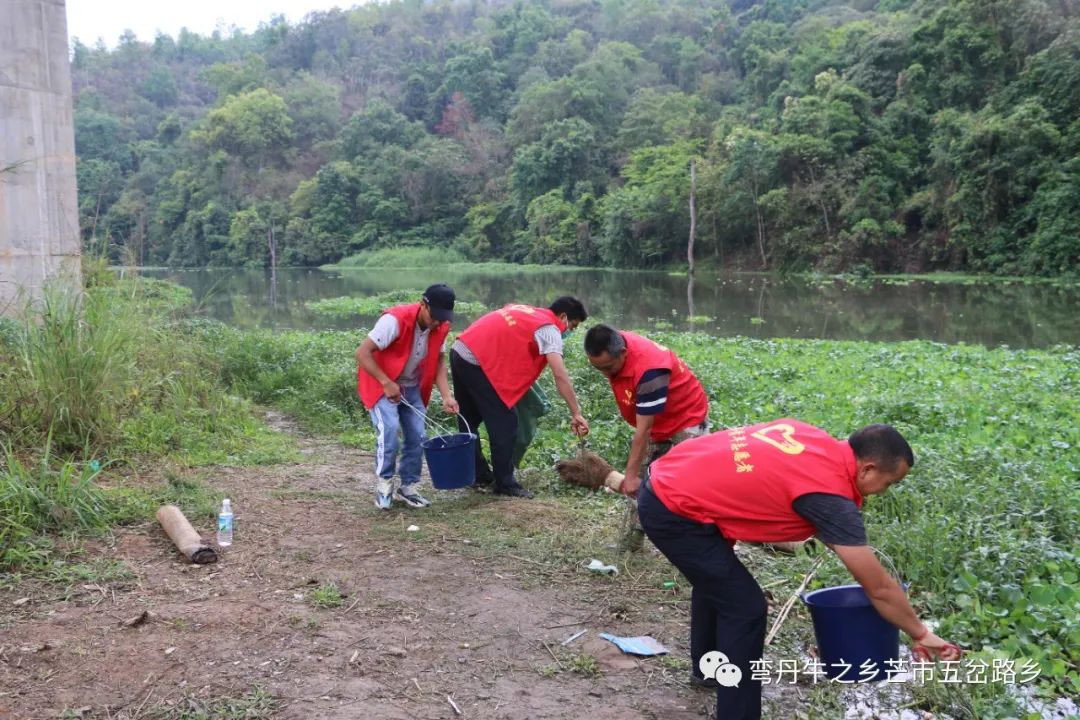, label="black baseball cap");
[422,284,456,322]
